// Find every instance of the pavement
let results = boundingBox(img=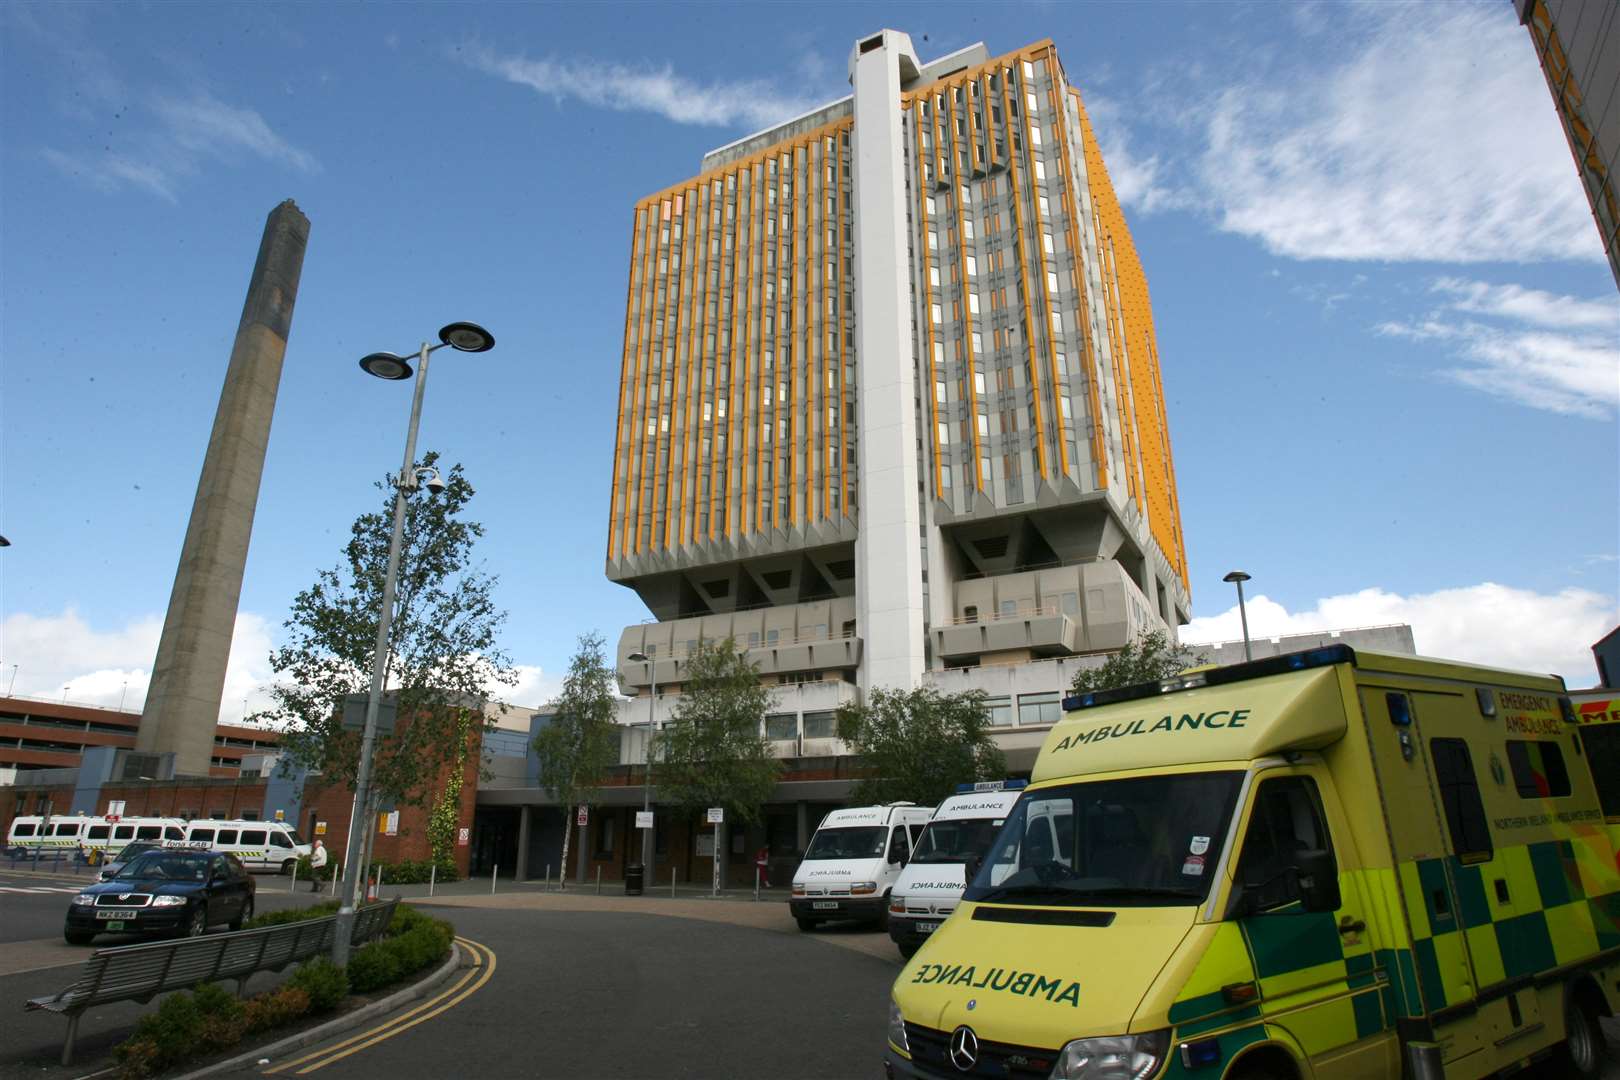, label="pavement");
[0,866,340,1078]
[4,865,1618,1079]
